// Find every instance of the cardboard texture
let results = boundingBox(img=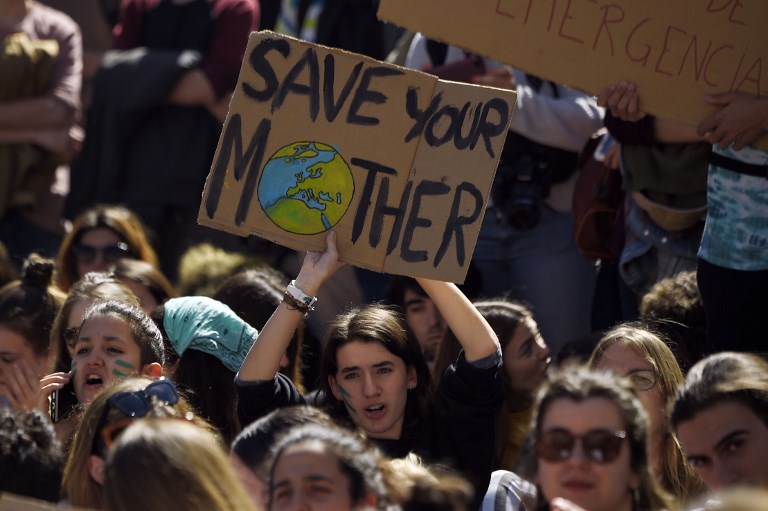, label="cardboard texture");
[0,493,93,511]
[378,0,768,150]
[199,31,516,283]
